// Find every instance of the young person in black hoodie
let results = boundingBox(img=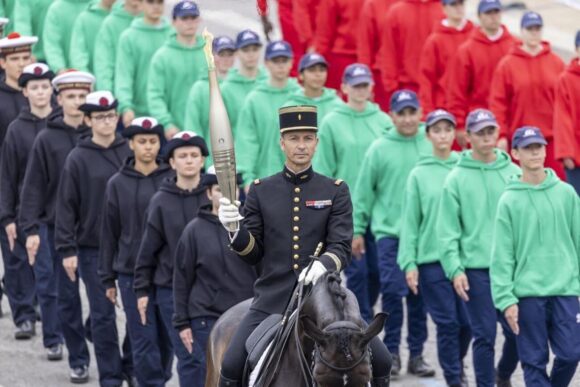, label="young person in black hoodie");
[55,90,133,387]
[99,117,174,387]
[134,131,209,386]
[0,63,63,351]
[173,166,257,387]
